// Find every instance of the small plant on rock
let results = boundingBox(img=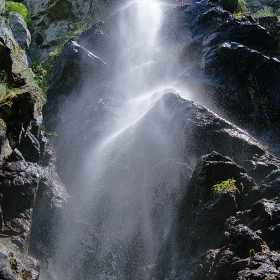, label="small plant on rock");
[211,179,238,196]
[252,6,273,18]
